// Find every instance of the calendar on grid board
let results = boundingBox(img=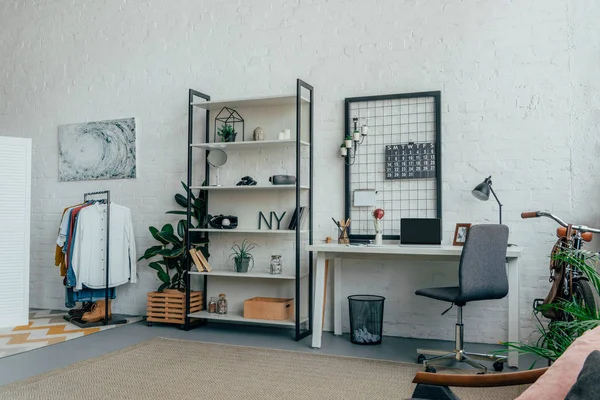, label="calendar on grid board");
[385,142,436,180]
